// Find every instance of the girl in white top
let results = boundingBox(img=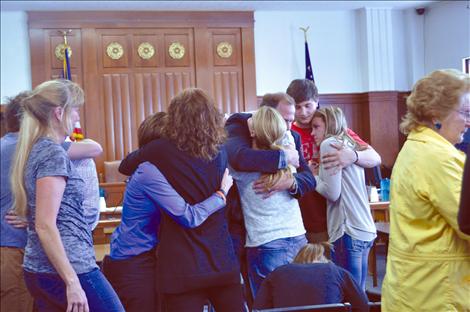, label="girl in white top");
[311,106,376,291]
